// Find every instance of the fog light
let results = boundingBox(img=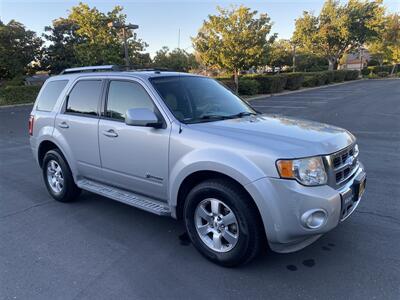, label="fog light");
[301,209,327,229]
